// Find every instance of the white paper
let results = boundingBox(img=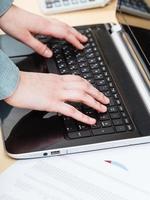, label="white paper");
[1,143,150,200]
